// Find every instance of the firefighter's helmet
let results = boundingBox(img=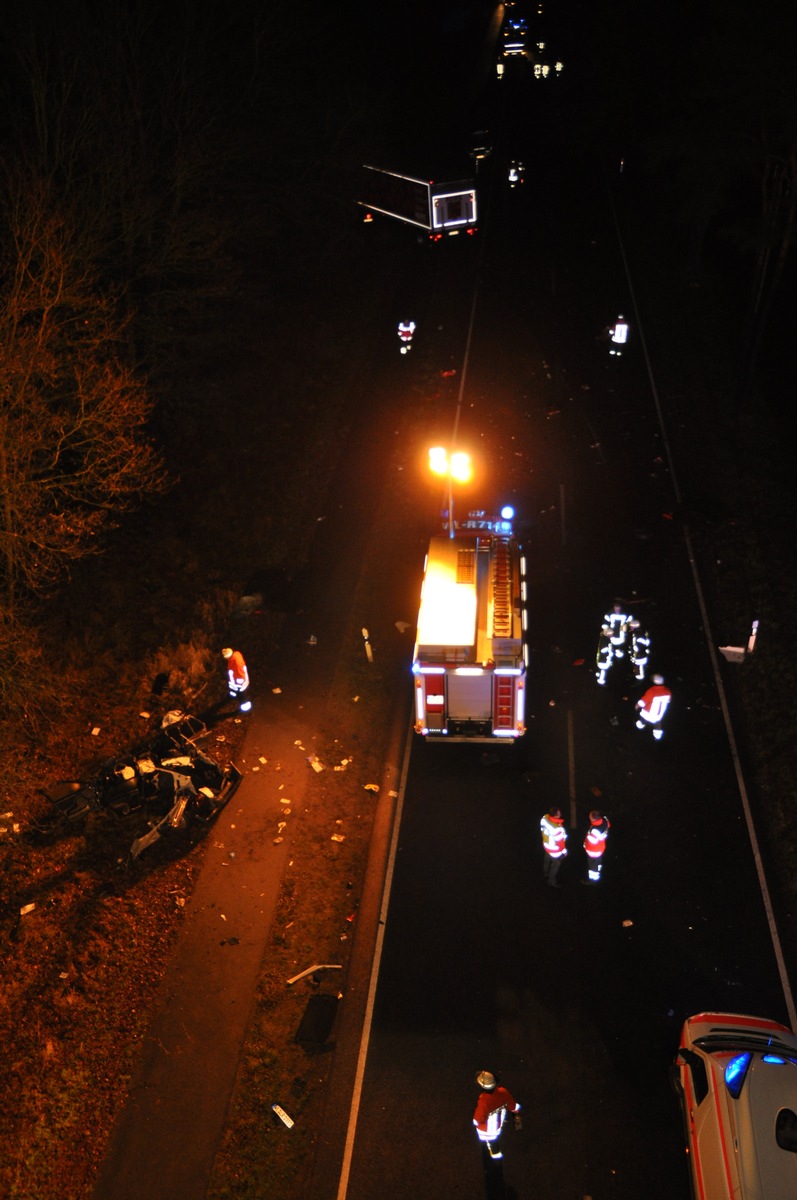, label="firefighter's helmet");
[652,673,664,685]
[222,647,233,659]
[477,1071,497,1091]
